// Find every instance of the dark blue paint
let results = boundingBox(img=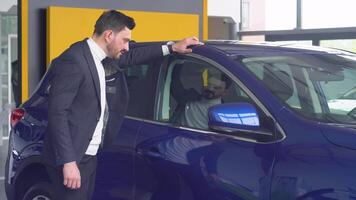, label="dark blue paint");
[5,42,356,200]
[135,121,274,200]
[93,118,142,200]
